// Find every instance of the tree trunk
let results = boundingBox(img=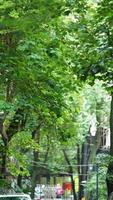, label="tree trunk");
[110,96,113,156]
[77,135,91,200]
[77,145,81,199]
[17,175,22,189]
[106,95,113,199]
[77,124,104,200]
[31,151,39,199]
[63,149,78,200]
[31,125,42,199]
[0,138,10,188]
[0,118,8,180]
[70,174,77,200]
[1,147,7,179]
[17,168,23,189]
